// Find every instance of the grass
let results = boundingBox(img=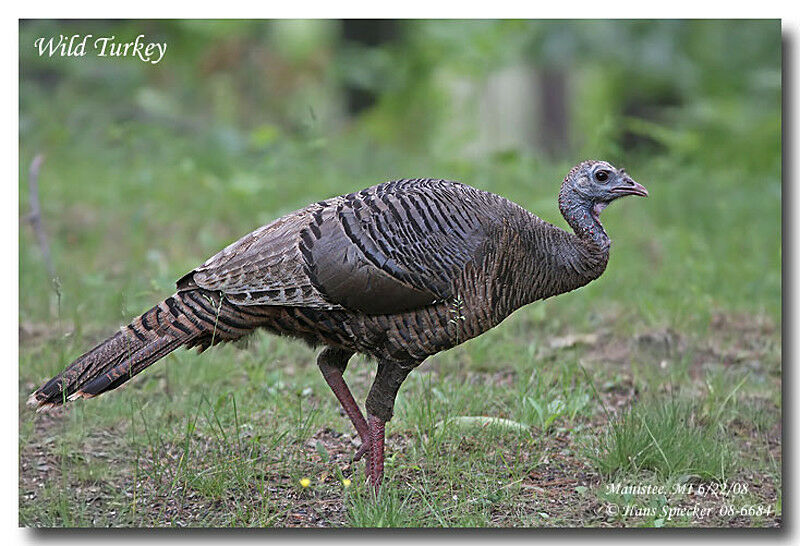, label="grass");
[595,398,733,481]
[19,310,781,527]
[18,31,781,526]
